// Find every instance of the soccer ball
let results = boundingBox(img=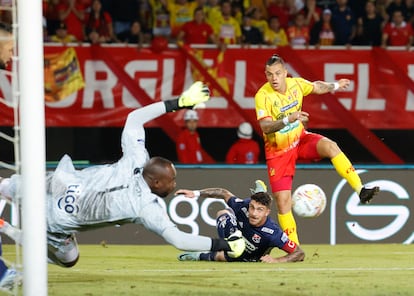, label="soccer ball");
[292,184,327,218]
